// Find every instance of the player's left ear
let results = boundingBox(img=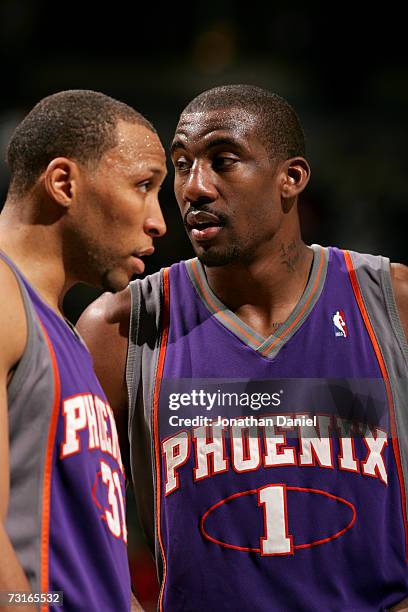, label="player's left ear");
[281,157,311,200]
[42,157,80,209]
